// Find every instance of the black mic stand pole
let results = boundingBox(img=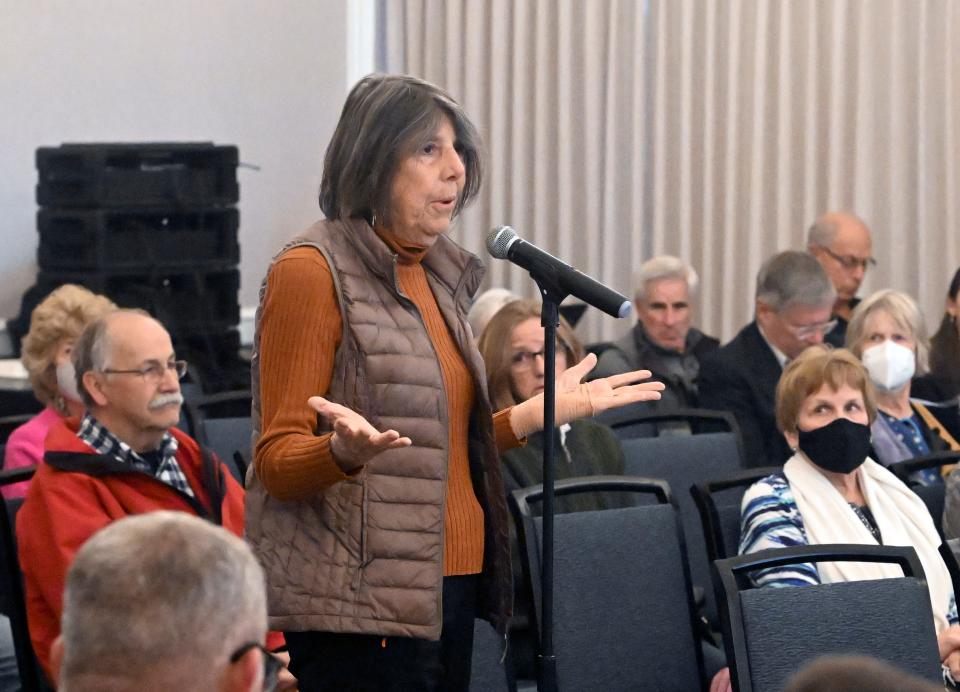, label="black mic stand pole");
[533,276,566,692]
